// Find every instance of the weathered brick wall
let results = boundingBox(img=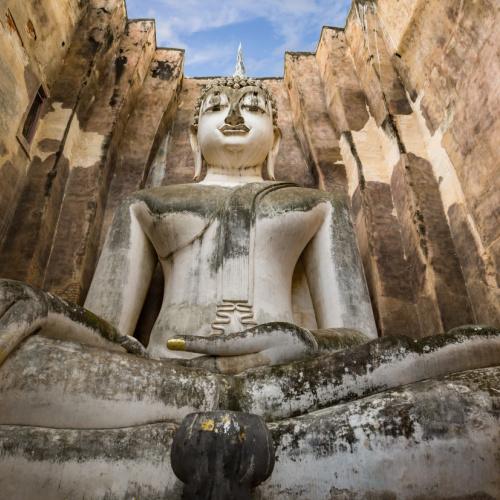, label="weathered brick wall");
[0,0,498,335]
[290,1,498,335]
[383,0,500,328]
[0,1,184,304]
[308,0,499,336]
[0,0,85,241]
